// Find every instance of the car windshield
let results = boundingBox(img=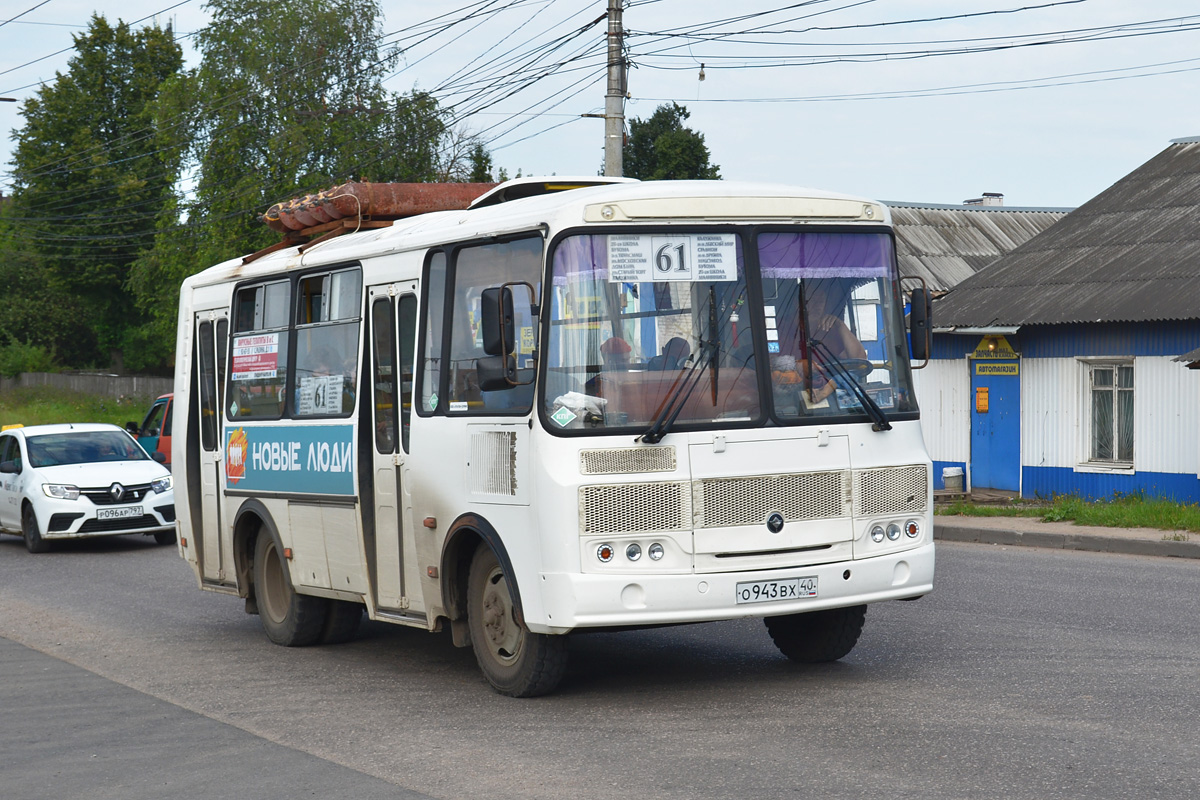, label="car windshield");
[26,430,149,467]
[542,229,917,434]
